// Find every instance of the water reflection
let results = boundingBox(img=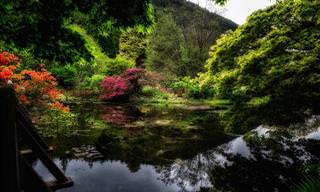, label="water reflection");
[34,126,320,192]
[155,126,320,192]
[34,103,320,192]
[35,159,180,192]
